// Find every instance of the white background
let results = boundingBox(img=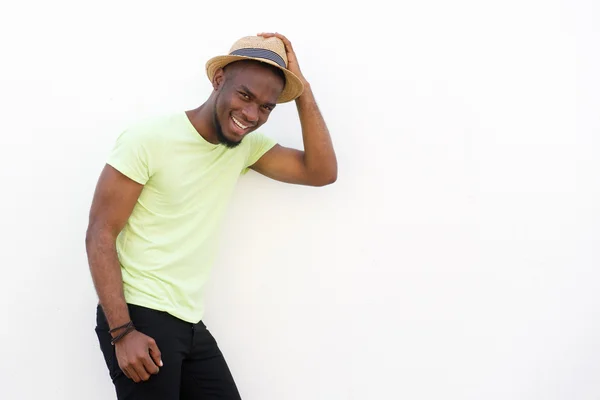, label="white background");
[1,0,599,399]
